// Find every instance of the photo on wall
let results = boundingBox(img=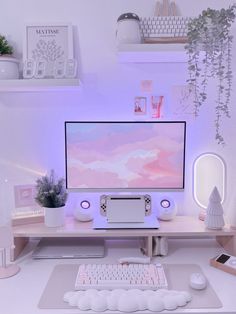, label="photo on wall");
[140,80,153,93]
[150,95,164,118]
[134,96,147,115]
